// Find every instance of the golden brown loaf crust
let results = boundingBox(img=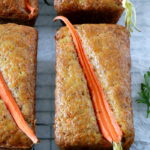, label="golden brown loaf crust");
[54,0,124,24]
[0,24,38,150]
[55,24,134,150]
[0,0,38,25]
